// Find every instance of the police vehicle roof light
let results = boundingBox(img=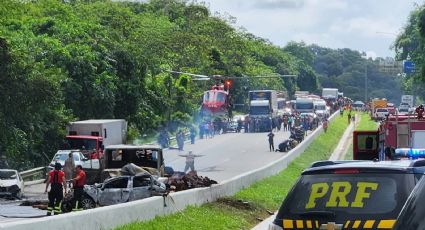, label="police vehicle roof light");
[395,148,425,159]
